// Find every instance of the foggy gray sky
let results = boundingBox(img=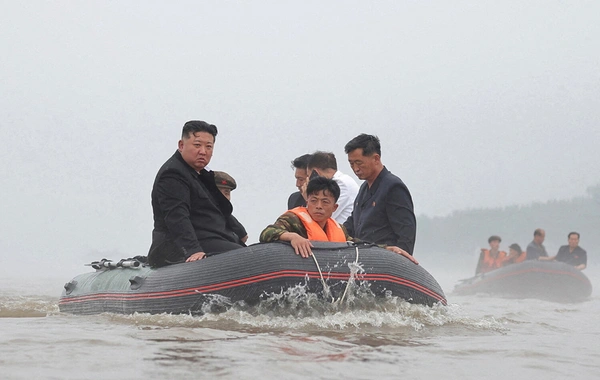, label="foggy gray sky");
[1,1,599,273]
